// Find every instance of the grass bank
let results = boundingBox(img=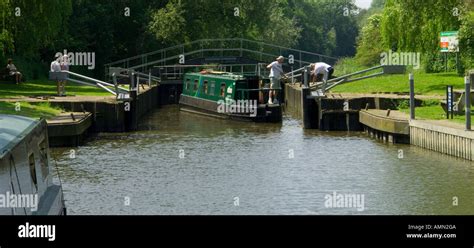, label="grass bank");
[330,71,464,95]
[396,99,467,124]
[0,80,112,98]
[0,101,63,119]
[332,58,466,95]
